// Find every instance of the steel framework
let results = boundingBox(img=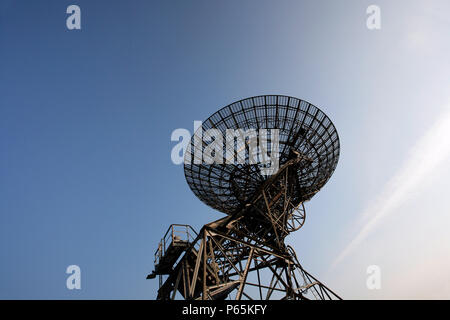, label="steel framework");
[148,95,341,300]
[184,95,340,215]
